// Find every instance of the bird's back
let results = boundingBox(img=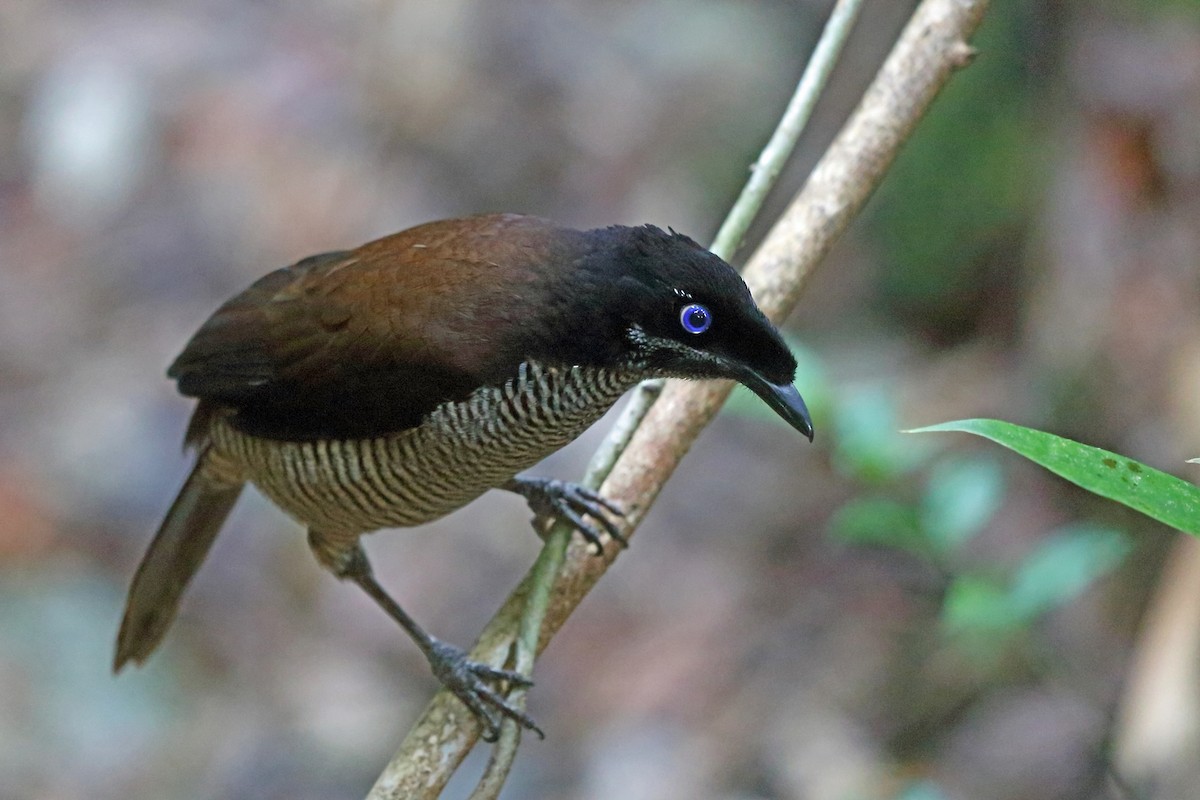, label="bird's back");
[171,214,589,442]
